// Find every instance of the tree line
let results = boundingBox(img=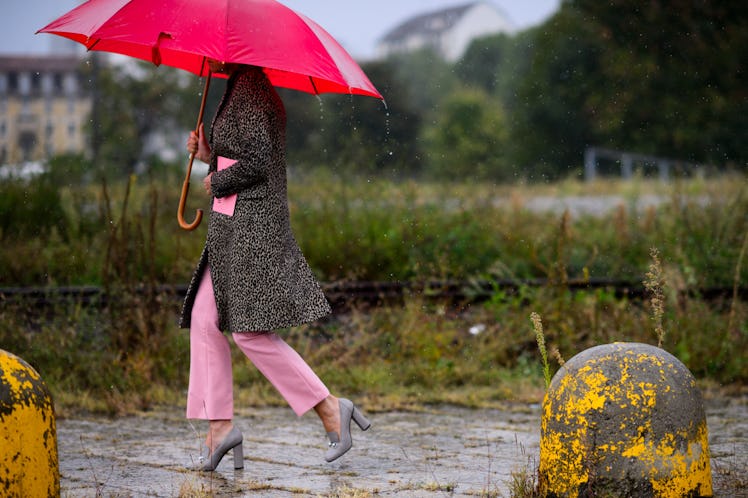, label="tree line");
[84,0,746,183]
